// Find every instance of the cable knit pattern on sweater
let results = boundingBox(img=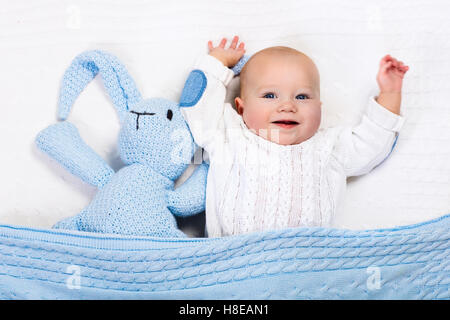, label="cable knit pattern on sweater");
[181,54,405,238]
